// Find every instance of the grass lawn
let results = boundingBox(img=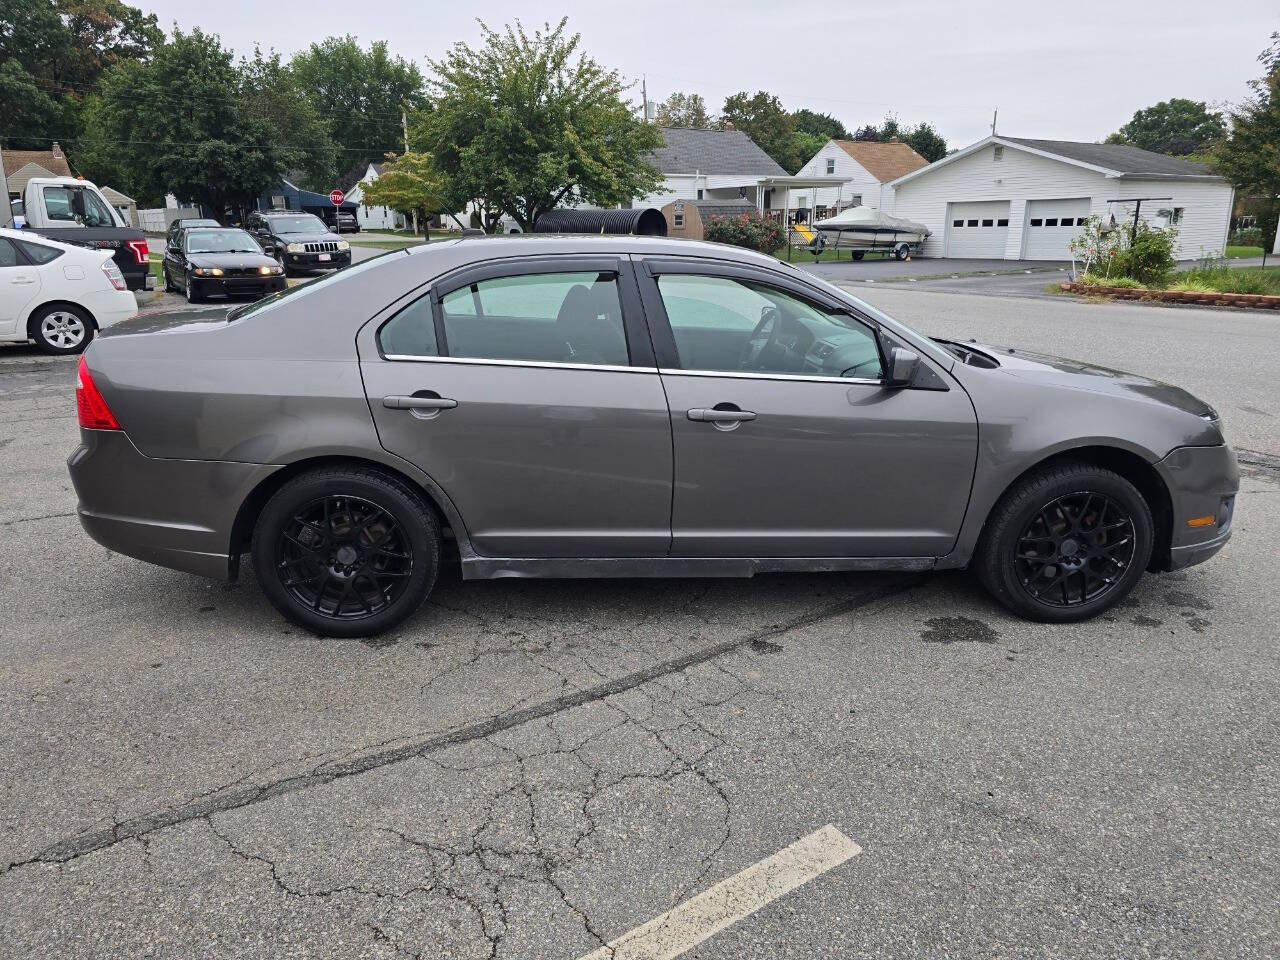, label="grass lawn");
[1226,245,1265,259]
